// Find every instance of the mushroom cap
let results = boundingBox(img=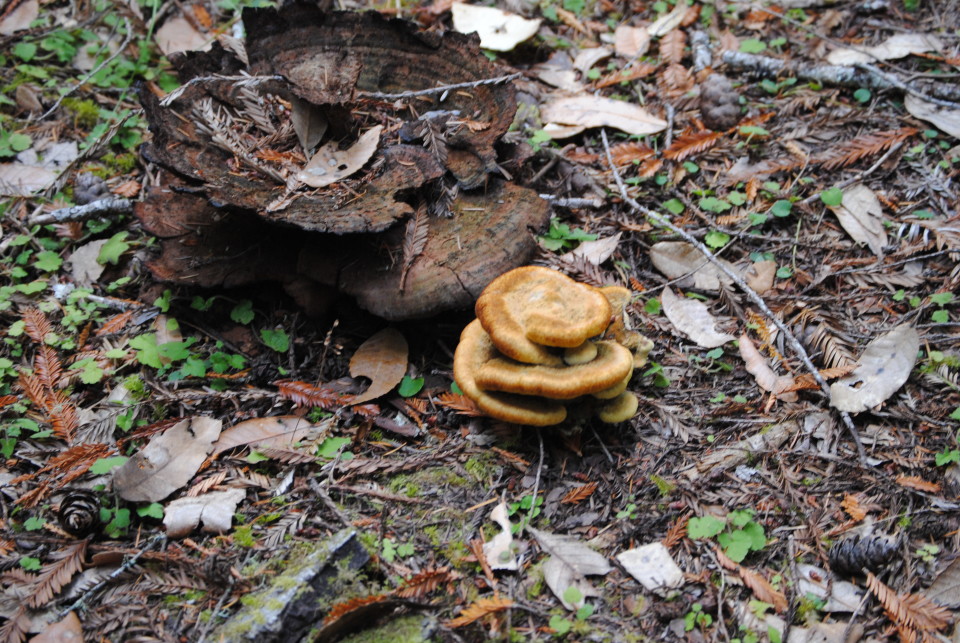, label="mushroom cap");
[453,320,567,426]
[476,266,612,364]
[592,369,632,400]
[475,340,634,400]
[564,341,598,366]
[597,392,639,423]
